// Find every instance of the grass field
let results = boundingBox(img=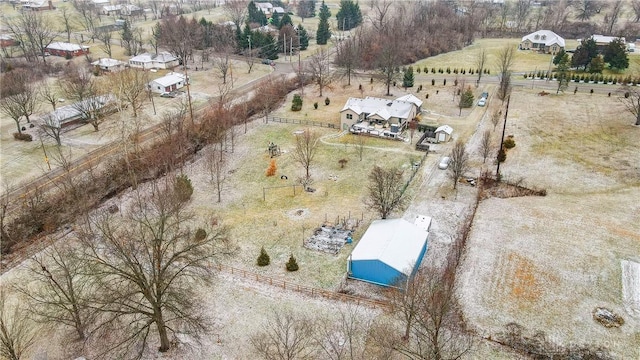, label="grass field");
[458,89,640,358]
